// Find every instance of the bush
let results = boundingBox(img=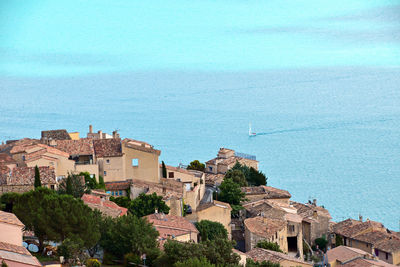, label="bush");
[246,258,280,267]
[102,252,115,265]
[174,257,215,267]
[124,252,141,266]
[256,241,283,253]
[1,260,8,267]
[86,258,101,267]
[315,237,328,251]
[195,220,228,241]
[335,235,343,247]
